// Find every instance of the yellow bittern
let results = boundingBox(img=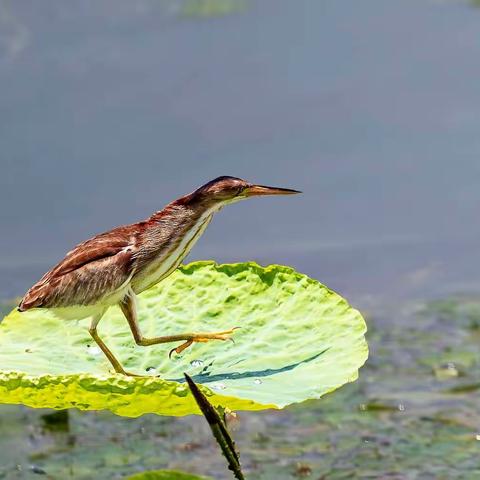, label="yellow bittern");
[18,176,300,376]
